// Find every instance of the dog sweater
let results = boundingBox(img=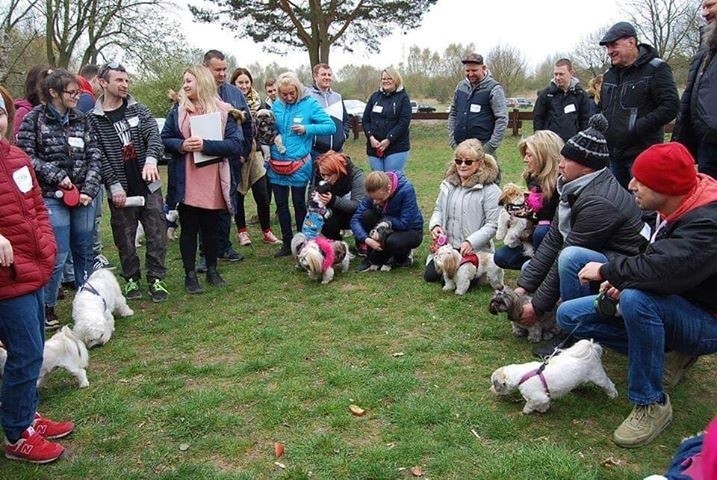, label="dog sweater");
[315,237,336,272]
